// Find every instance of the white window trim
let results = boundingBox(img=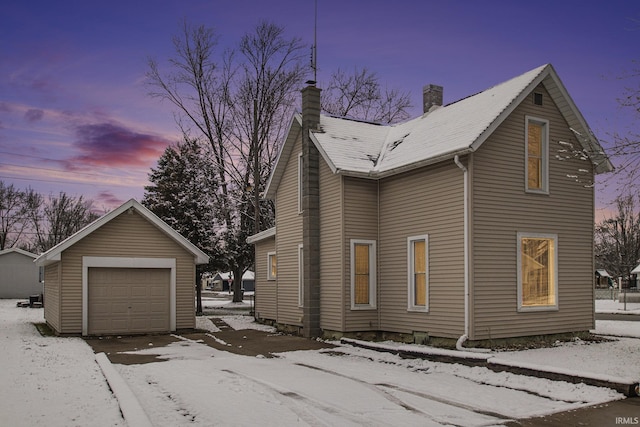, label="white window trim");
[267,251,276,281]
[517,232,559,312]
[298,152,304,214]
[407,234,429,312]
[298,244,304,307]
[350,239,377,310]
[525,116,550,194]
